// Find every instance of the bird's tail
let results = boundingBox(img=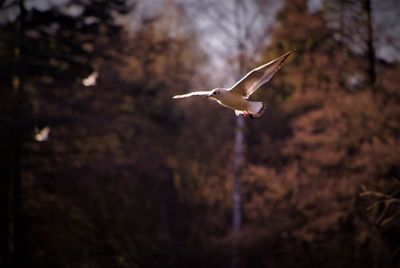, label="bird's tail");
[248,101,266,118]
